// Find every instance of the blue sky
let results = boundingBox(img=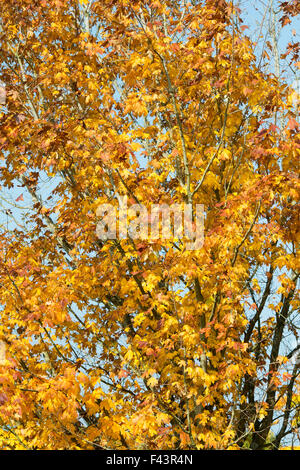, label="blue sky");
[240,0,299,83]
